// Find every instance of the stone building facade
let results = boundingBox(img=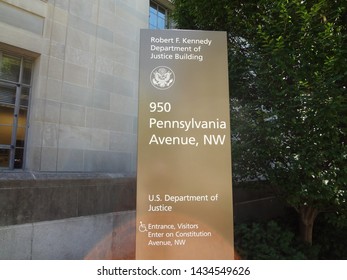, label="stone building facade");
[0,0,173,259]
